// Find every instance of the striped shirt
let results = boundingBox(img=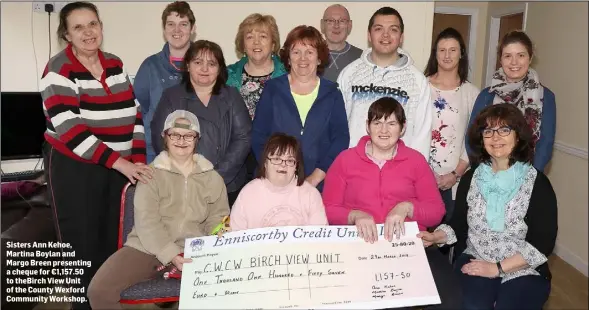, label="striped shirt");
[40,44,146,168]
